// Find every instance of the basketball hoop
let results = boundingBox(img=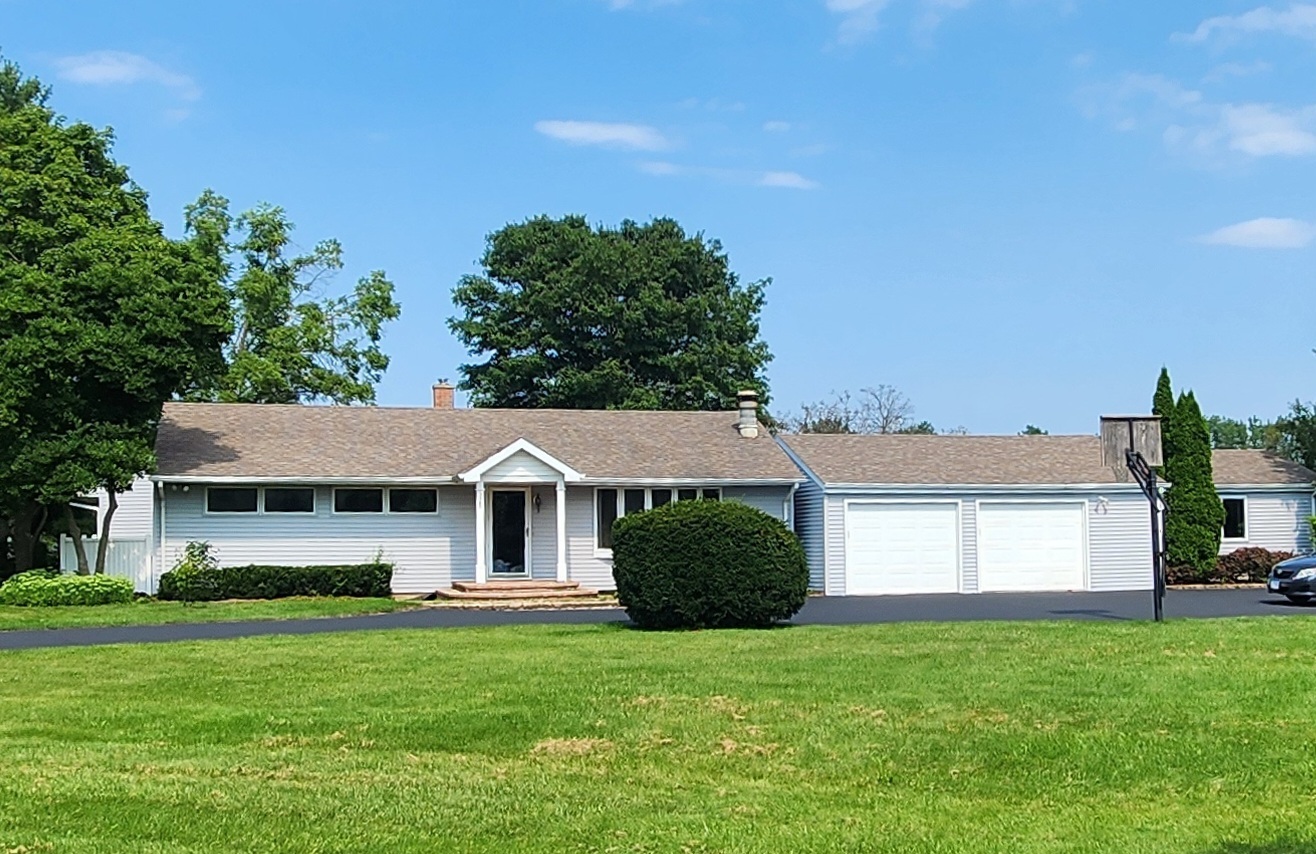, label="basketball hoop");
[1099,415,1166,621]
